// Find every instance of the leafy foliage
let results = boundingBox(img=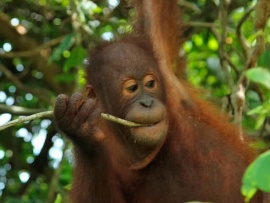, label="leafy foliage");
[245,67,270,129]
[245,67,270,89]
[241,151,270,202]
[0,0,269,202]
